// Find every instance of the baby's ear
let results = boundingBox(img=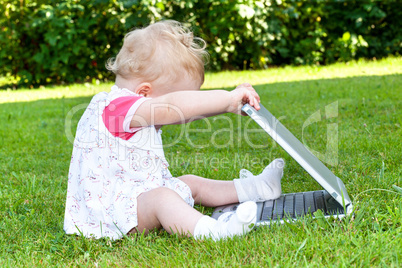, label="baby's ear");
[135,83,152,97]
